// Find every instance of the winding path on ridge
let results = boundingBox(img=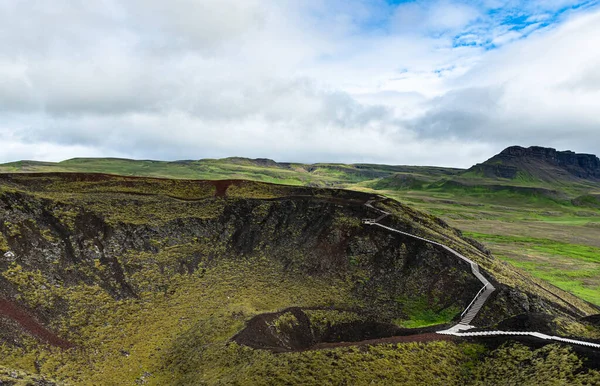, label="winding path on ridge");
[362,196,600,350]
